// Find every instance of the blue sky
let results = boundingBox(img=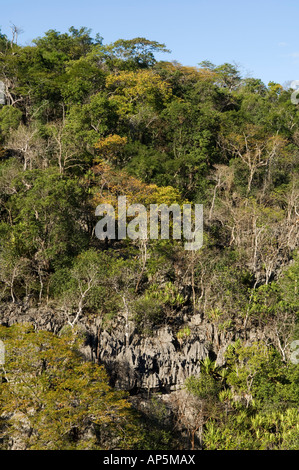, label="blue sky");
[1,0,298,86]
